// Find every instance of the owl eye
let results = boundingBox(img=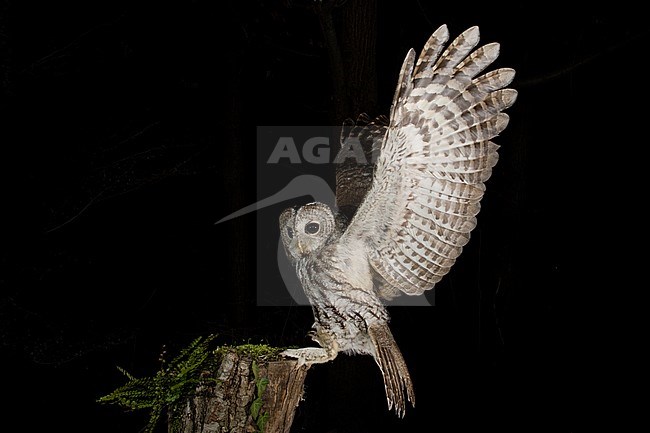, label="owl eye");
[304,222,320,234]
[286,227,294,239]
